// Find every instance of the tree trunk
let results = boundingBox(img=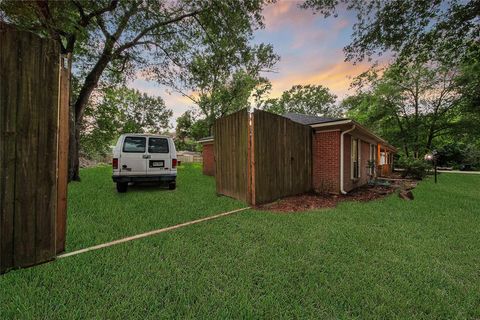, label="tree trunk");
[68,104,81,181]
[67,53,112,181]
